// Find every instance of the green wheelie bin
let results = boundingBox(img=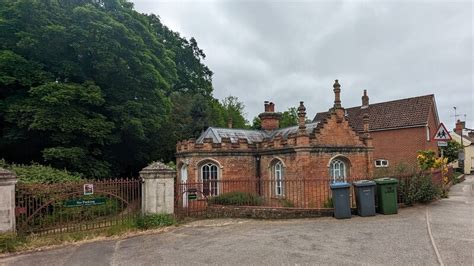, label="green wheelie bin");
[374,177,399,214]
